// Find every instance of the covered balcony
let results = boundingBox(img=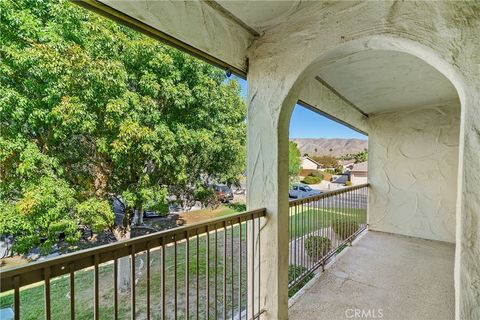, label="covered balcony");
[1,1,479,320]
